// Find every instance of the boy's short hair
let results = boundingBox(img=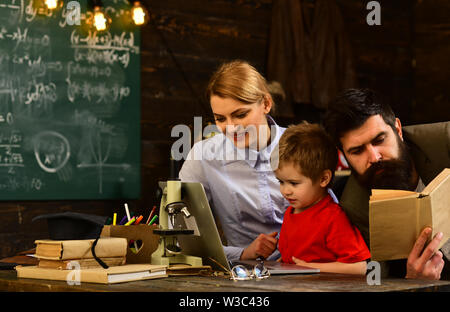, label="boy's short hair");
[276,122,338,184]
